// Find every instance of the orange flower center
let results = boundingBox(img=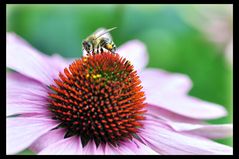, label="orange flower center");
[48,52,146,147]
